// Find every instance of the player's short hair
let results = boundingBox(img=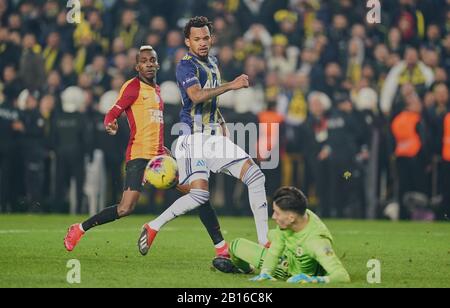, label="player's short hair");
[183,16,213,39]
[136,45,155,63]
[273,187,308,215]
